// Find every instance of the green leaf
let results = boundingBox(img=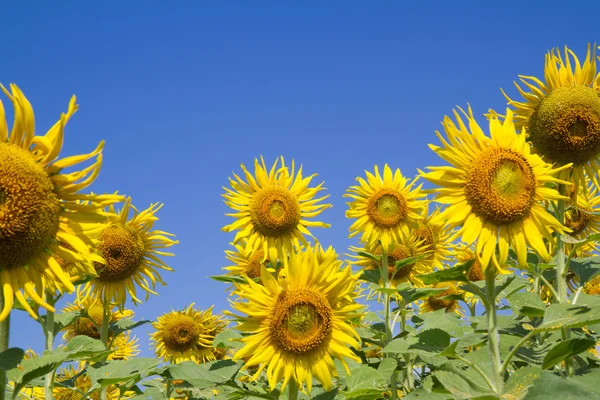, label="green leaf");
[65,336,110,361]
[568,256,600,286]
[508,292,546,317]
[375,287,401,295]
[536,303,600,331]
[412,309,472,337]
[52,311,79,336]
[0,348,24,371]
[357,251,380,262]
[210,274,248,284]
[377,358,397,378]
[166,360,241,389]
[344,366,387,399]
[541,338,596,369]
[383,329,451,356]
[213,329,244,349]
[109,319,151,337]
[88,358,161,388]
[9,350,69,393]
[502,366,543,399]
[396,285,447,304]
[360,269,381,285]
[568,234,600,259]
[417,261,472,285]
[523,371,599,399]
[403,388,452,399]
[569,369,600,394]
[433,370,493,399]
[495,275,529,299]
